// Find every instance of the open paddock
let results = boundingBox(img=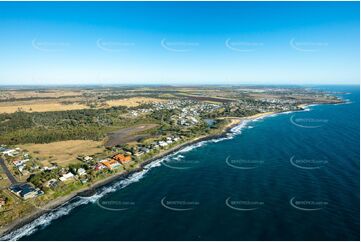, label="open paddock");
[20,140,106,167]
[106,97,166,107]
